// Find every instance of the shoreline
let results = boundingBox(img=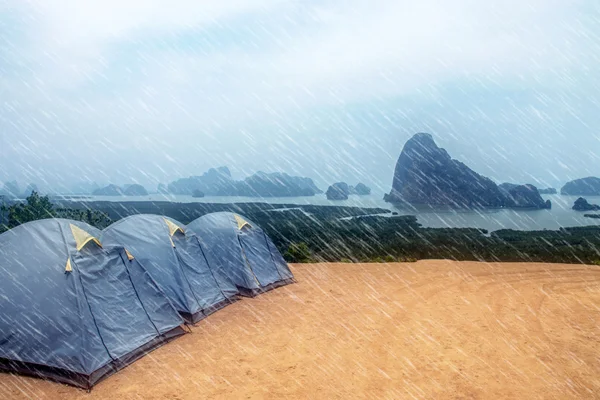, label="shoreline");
[54,199,600,232]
